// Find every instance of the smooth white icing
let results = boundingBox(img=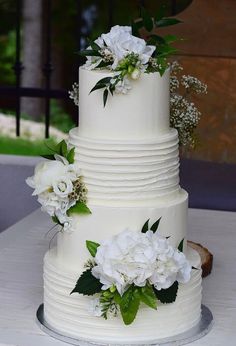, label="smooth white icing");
[78,67,170,140]
[69,128,180,206]
[56,190,188,272]
[44,247,202,344]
